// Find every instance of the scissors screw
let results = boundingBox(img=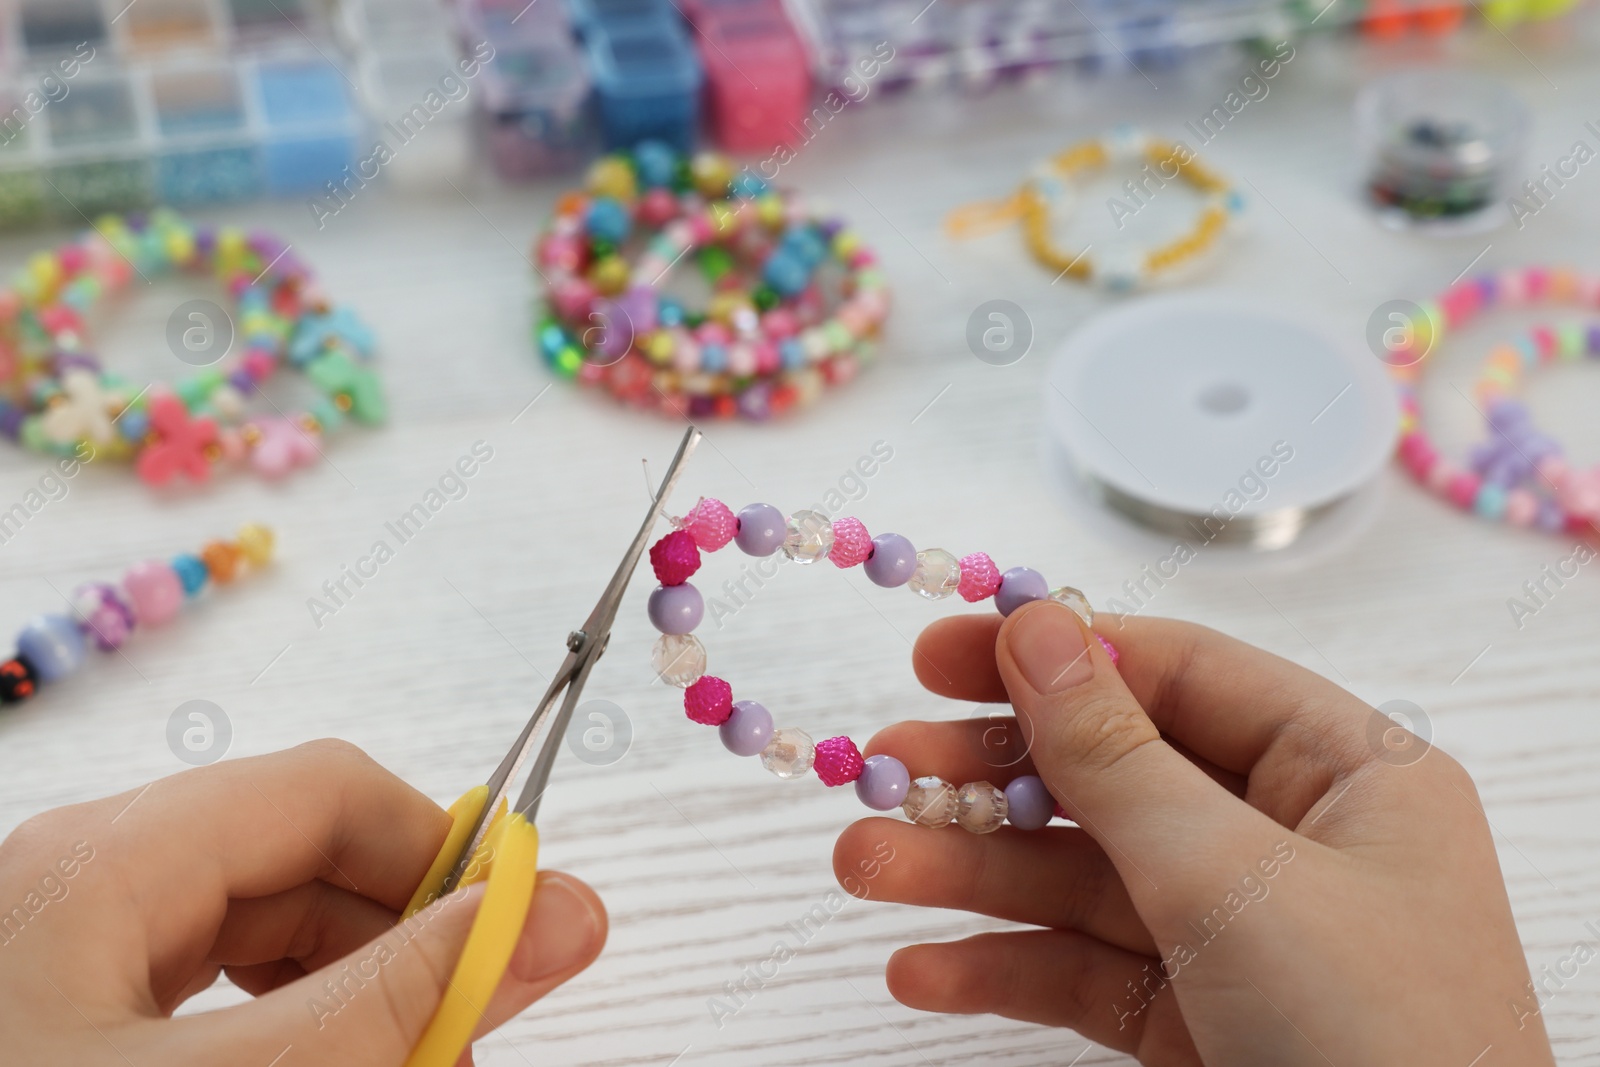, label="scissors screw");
[567,630,587,653]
